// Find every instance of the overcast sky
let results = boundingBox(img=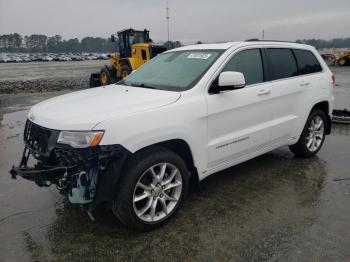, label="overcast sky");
[0,0,349,44]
